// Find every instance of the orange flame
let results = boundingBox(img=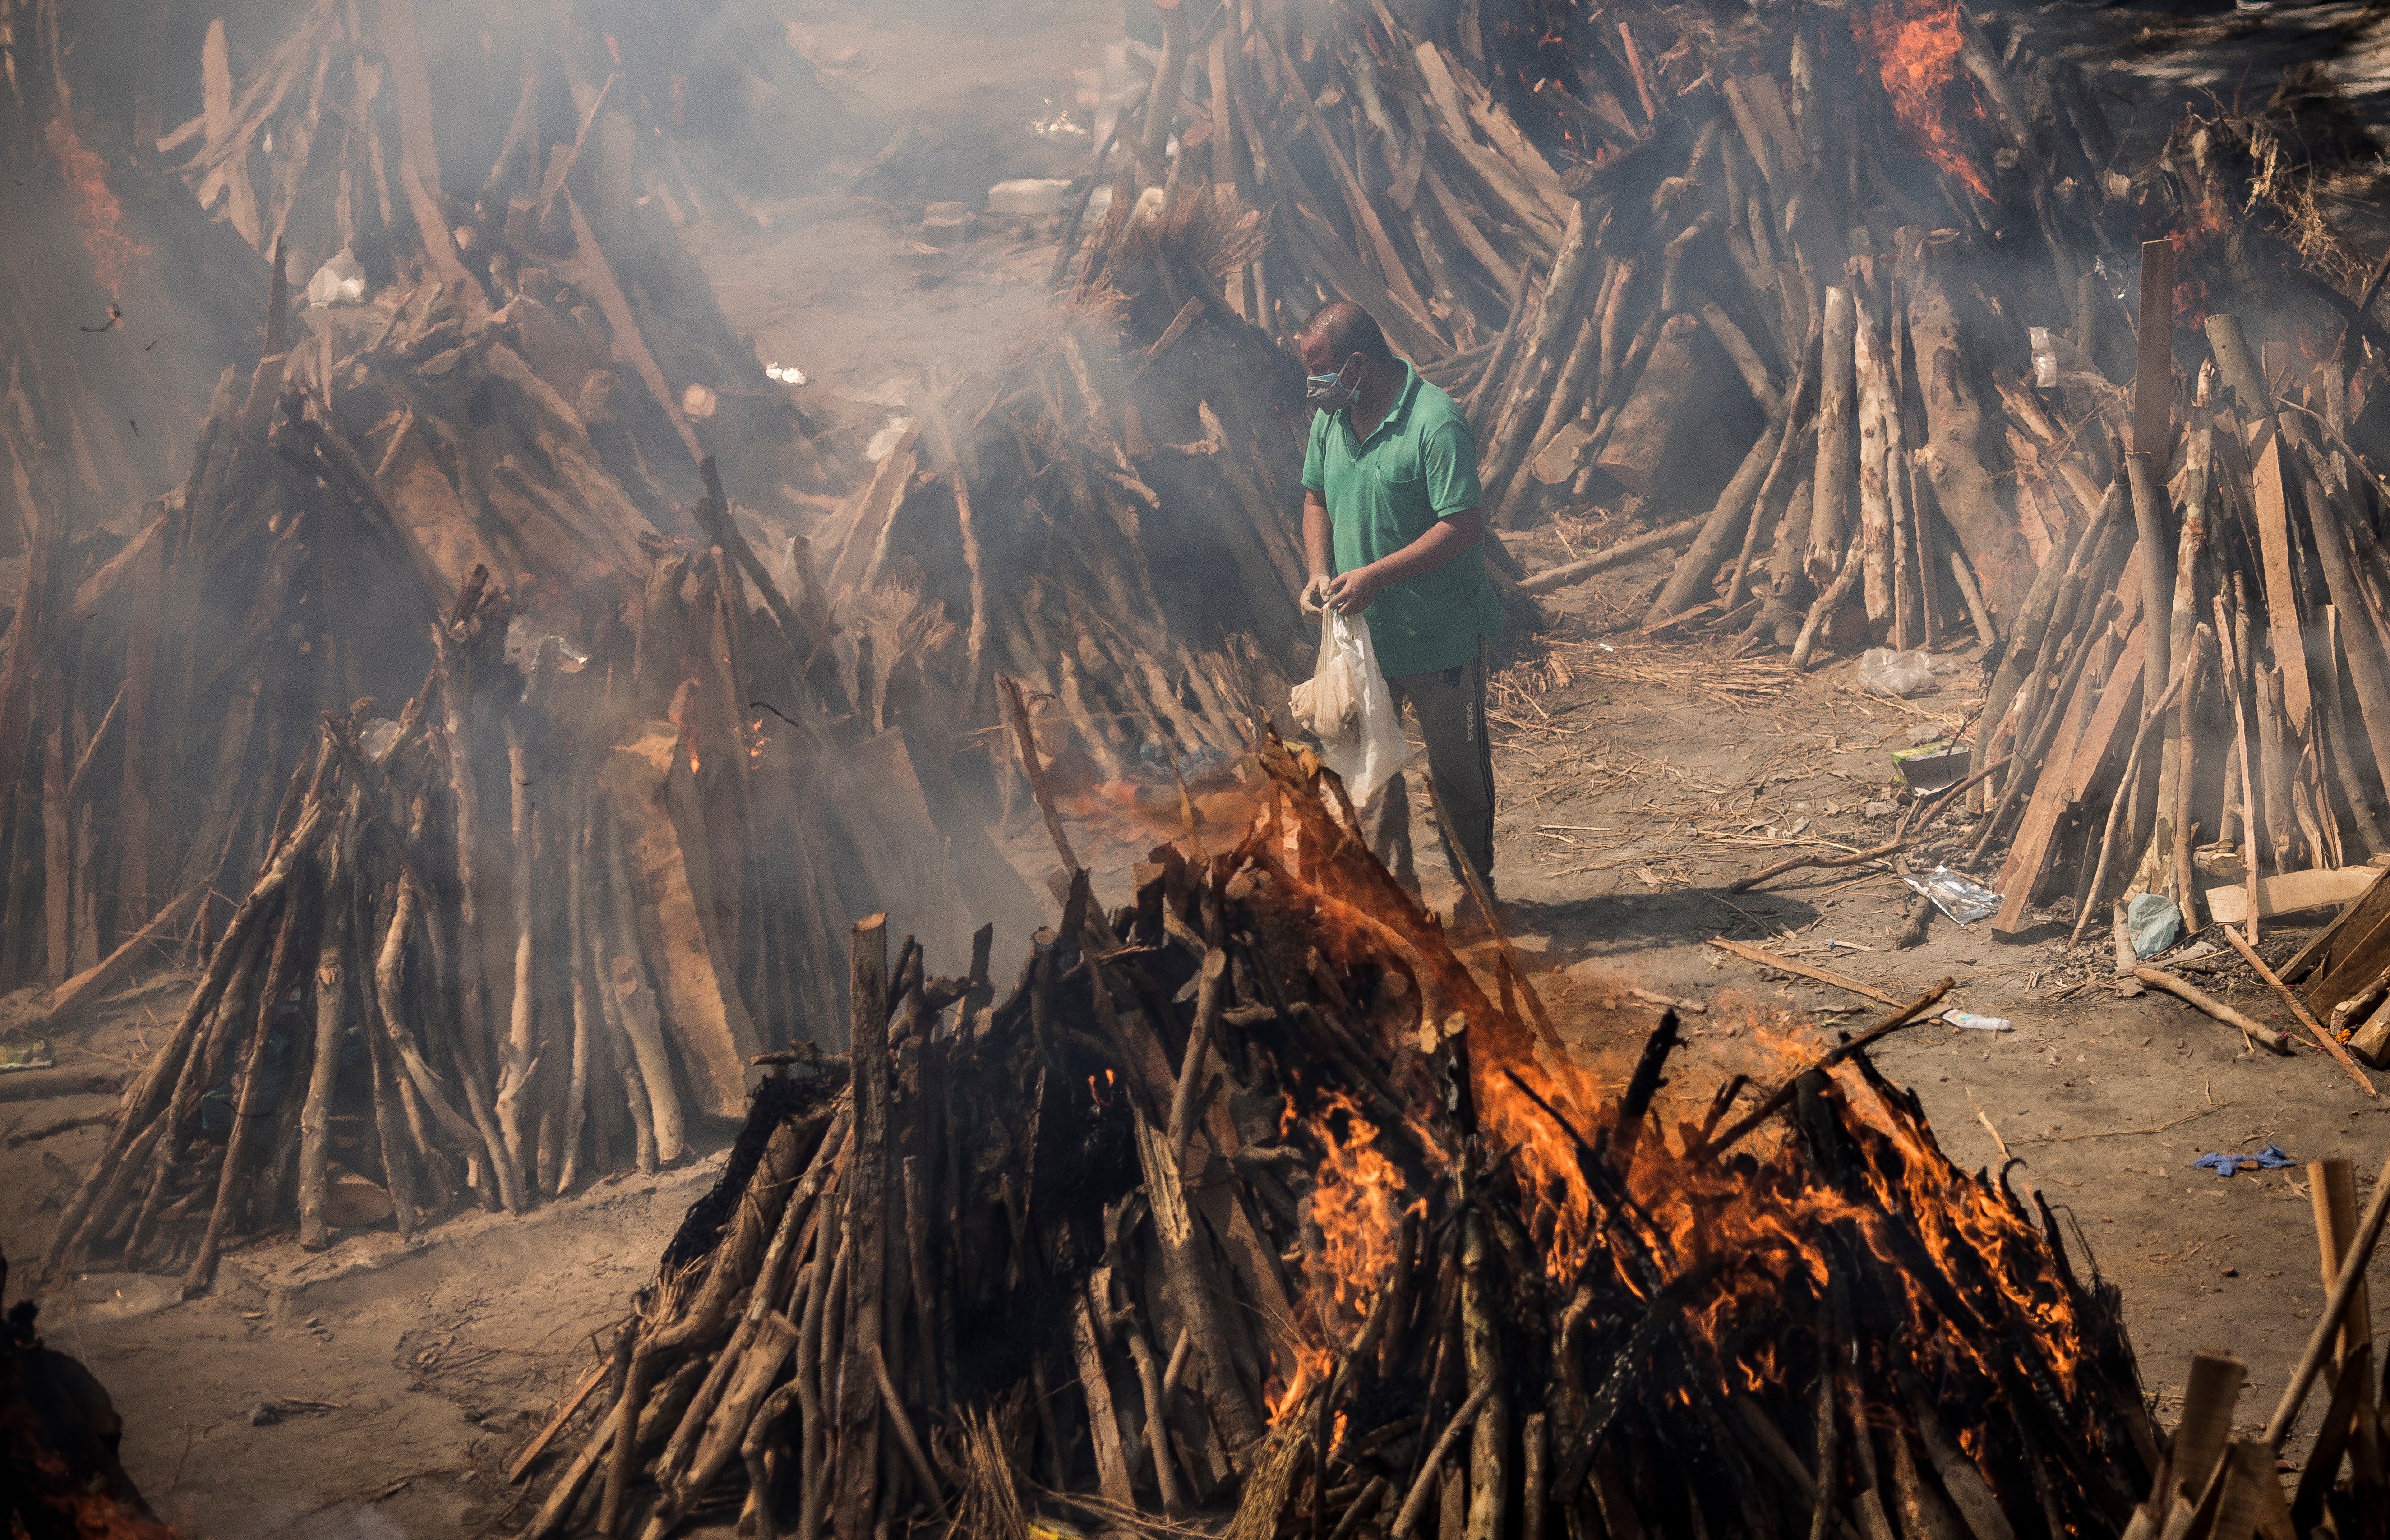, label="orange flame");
[1853,0,1993,202]
[43,109,148,300]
